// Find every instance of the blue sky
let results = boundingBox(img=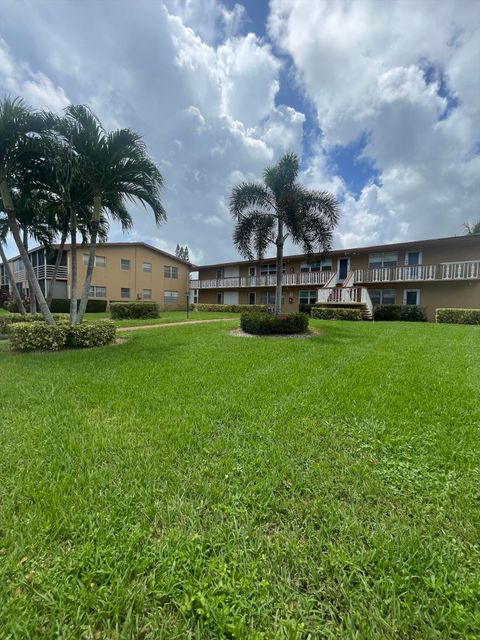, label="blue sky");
[1,0,479,262]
